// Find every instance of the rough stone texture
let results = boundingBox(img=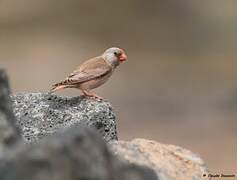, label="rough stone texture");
[11,92,117,142]
[0,69,21,149]
[0,126,158,180]
[110,139,209,180]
